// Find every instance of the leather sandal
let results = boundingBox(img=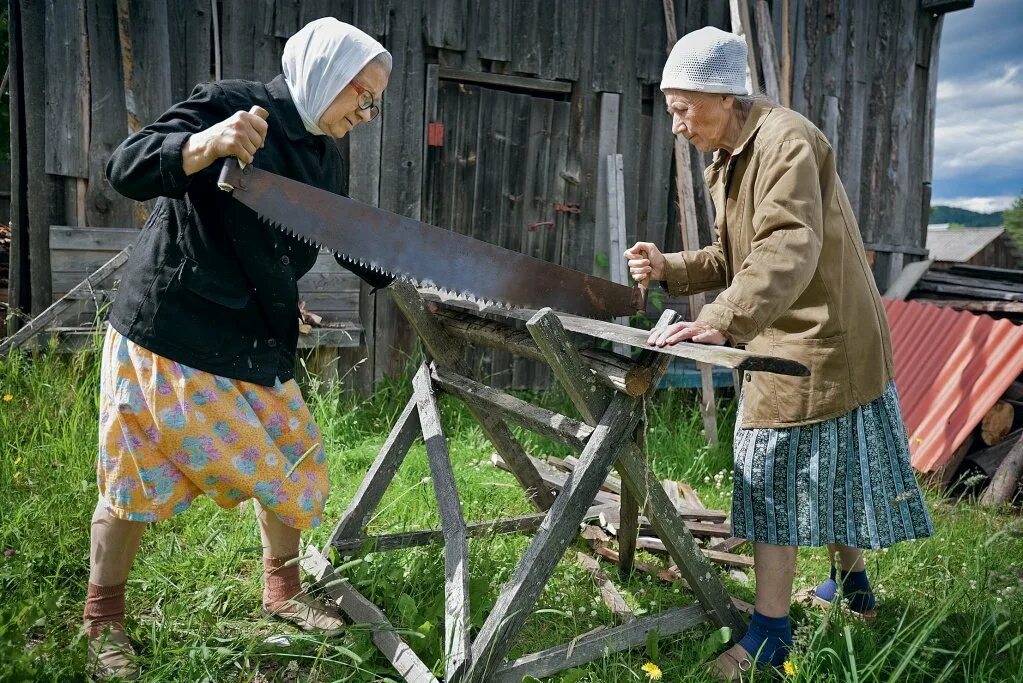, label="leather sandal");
[707,643,755,682]
[264,592,345,634]
[87,625,139,681]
